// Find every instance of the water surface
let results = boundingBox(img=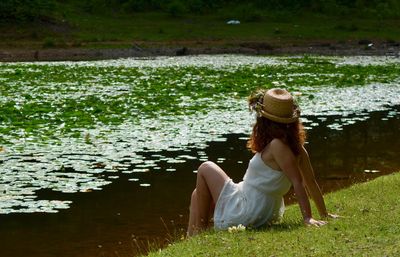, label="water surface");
[1,55,399,256]
[0,106,399,257]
